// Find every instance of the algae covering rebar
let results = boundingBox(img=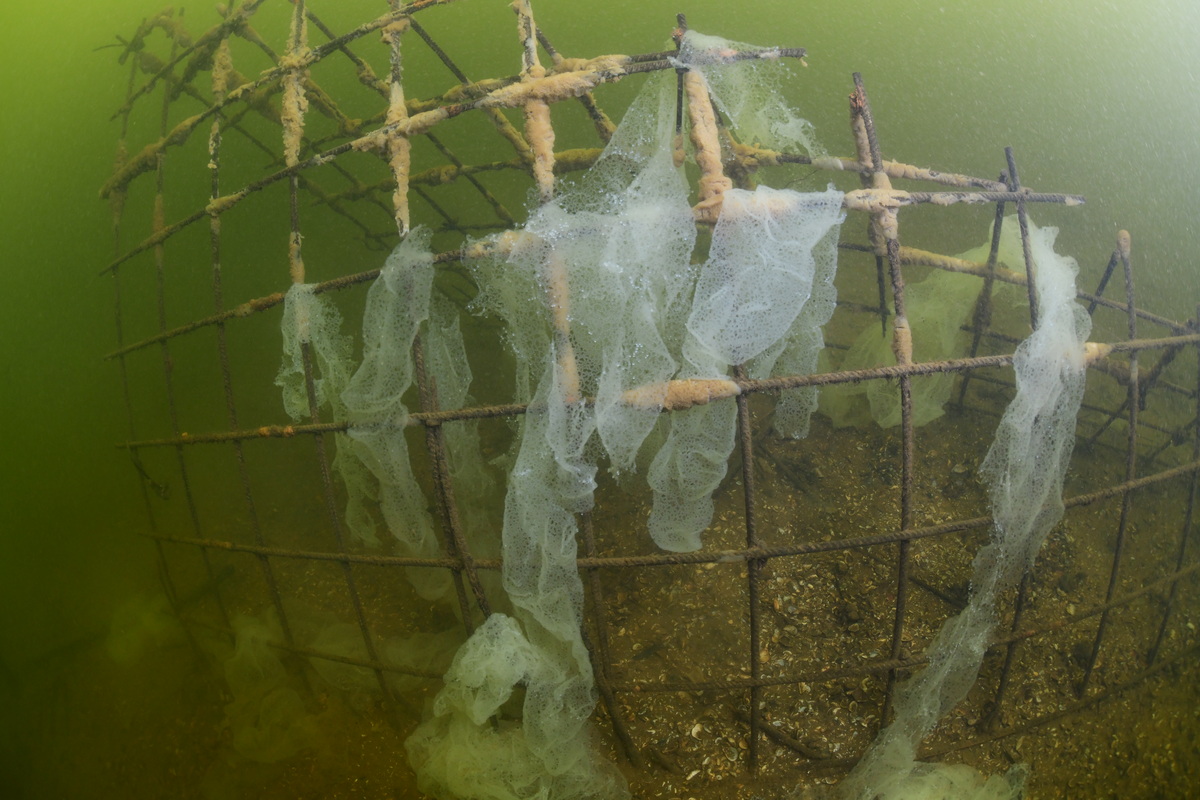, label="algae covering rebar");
[99,2,1200,798]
